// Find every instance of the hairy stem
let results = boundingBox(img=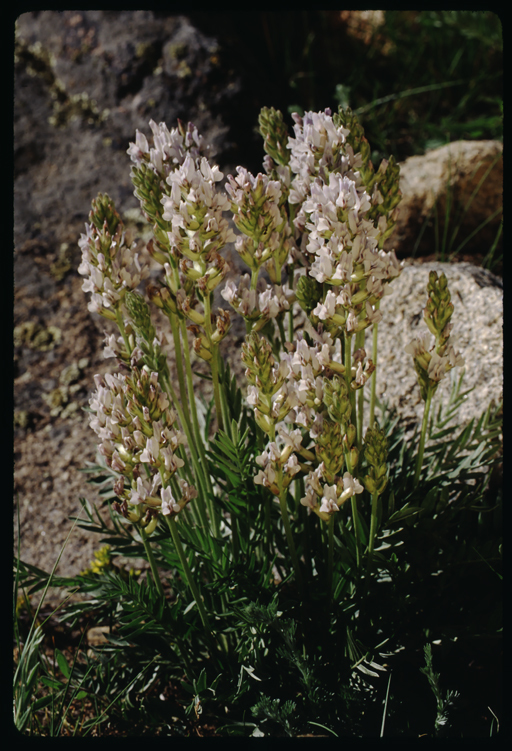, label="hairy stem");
[365,491,380,581]
[369,302,380,429]
[139,525,164,598]
[414,385,434,487]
